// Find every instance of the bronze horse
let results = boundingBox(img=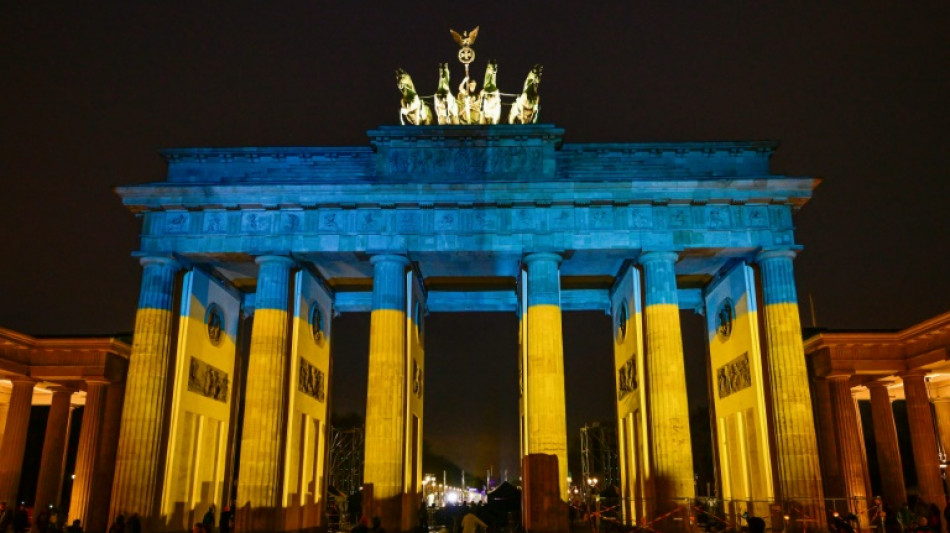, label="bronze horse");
[508,64,542,124]
[433,63,459,125]
[479,60,501,125]
[396,68,433,125]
